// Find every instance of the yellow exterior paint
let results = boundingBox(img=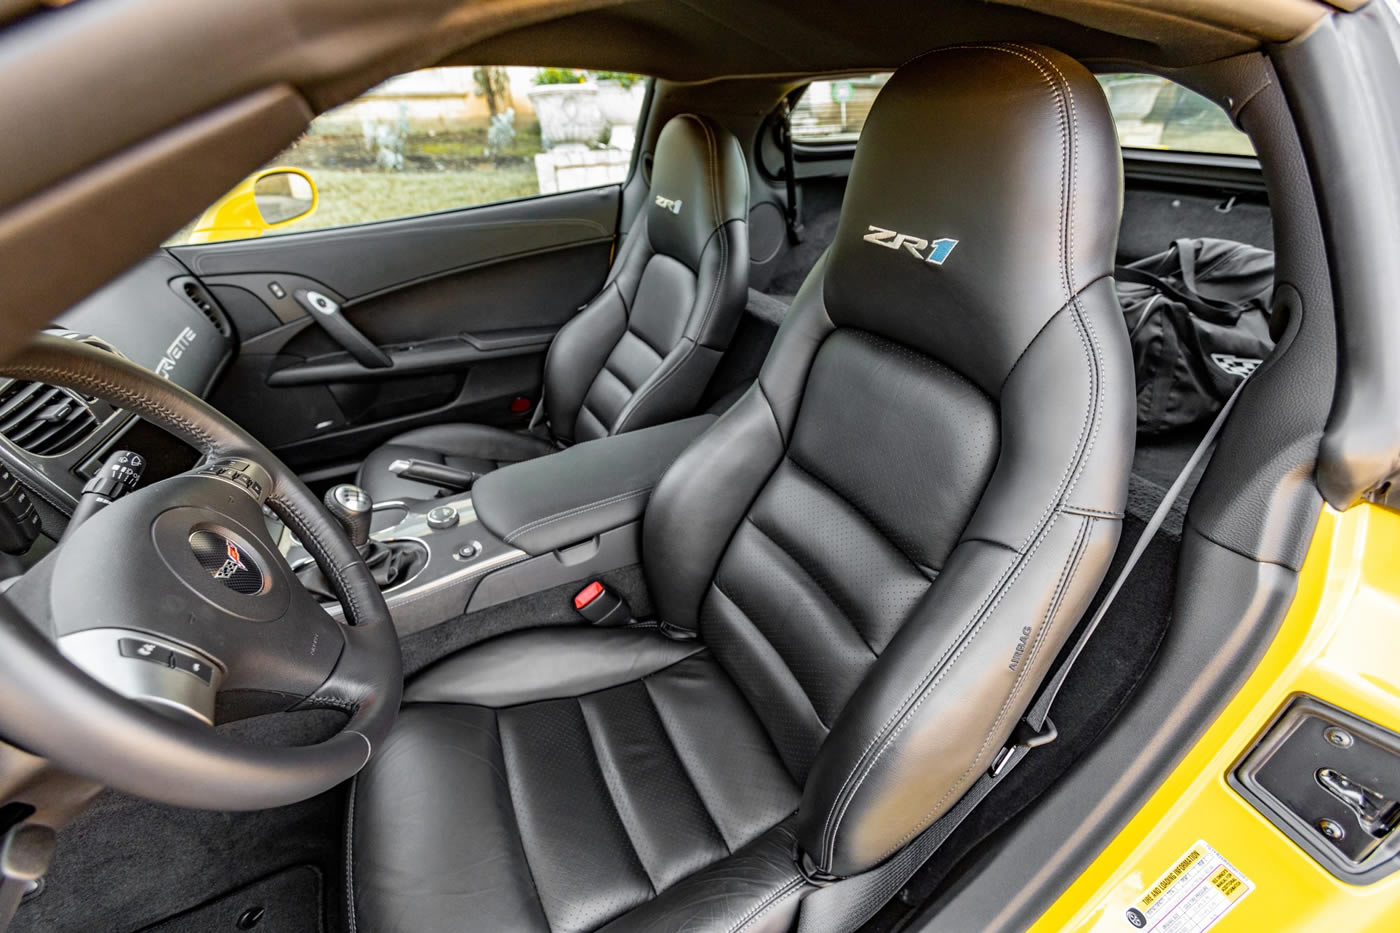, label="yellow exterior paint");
[186,167,318,244]
[1031,502,1400,932]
